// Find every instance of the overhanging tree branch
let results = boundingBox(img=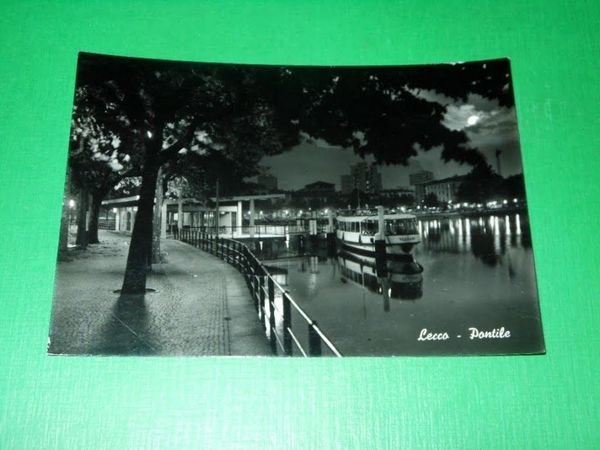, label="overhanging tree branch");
[157,118,202,165]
